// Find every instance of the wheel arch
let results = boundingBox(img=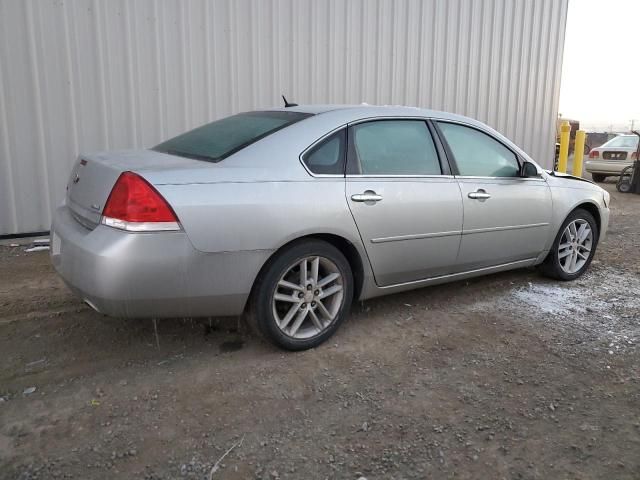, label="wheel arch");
[571,201,601,235]
[309,233,366,301]
[246,233,367,312]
